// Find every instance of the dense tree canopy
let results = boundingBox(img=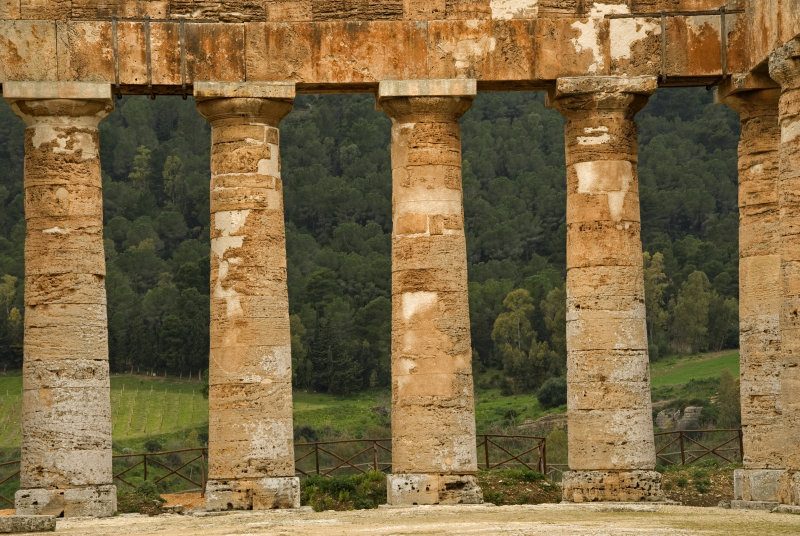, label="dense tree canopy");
[0,87,740,392]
